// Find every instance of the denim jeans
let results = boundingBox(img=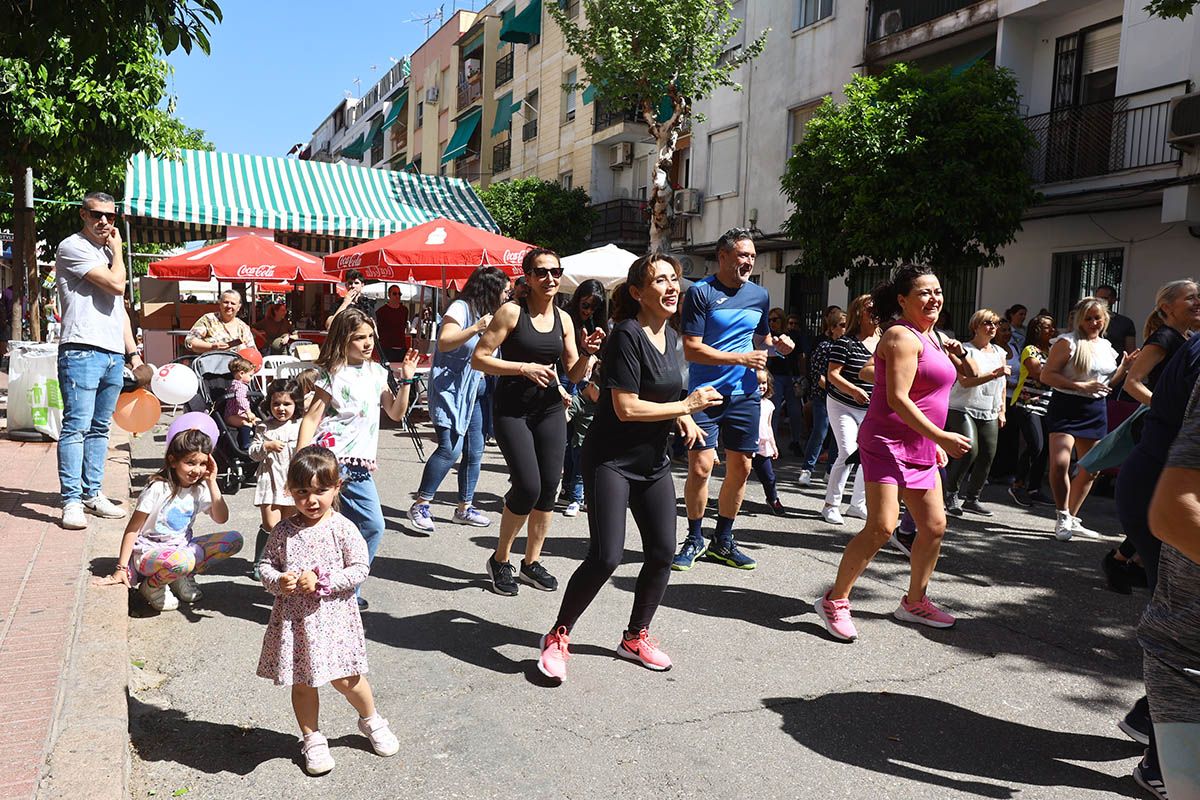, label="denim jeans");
[415,397,484,504]
[773,375,805,448]
[801,393,837,474]
[562,444,584,502]
[339,465,385,568]
[57,347,124,505]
